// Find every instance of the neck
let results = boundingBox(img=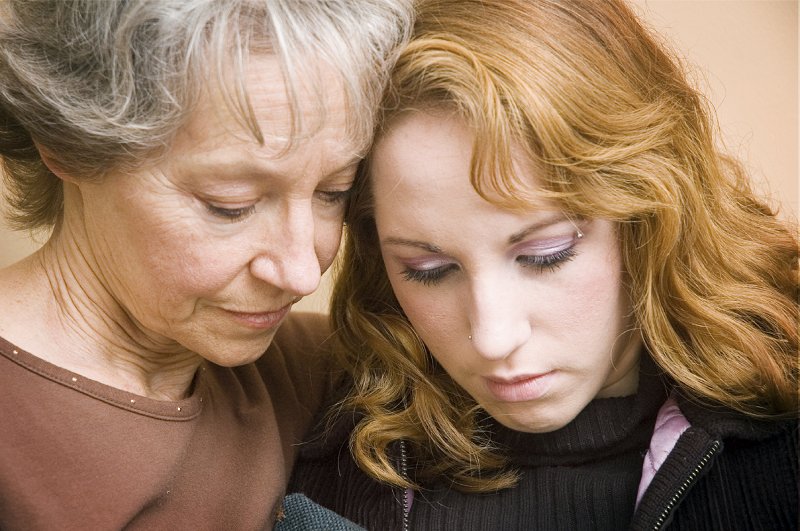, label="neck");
[0,226,200,401]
